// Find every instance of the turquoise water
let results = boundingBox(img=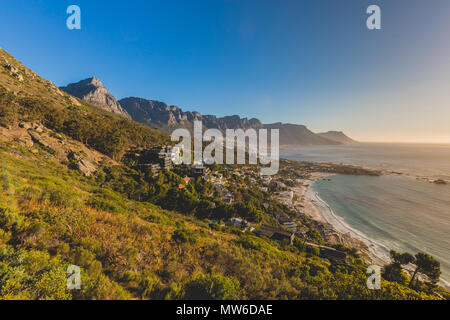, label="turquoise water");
[282,143,450,285]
